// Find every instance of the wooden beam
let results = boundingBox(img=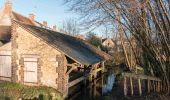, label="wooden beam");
[66,64,78,75]
[101,61,105,73]
[67,63,83,68]
[68,76,86,88]
[96,68,102,72]
[66,67,74,75]
[122,72,161,81]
